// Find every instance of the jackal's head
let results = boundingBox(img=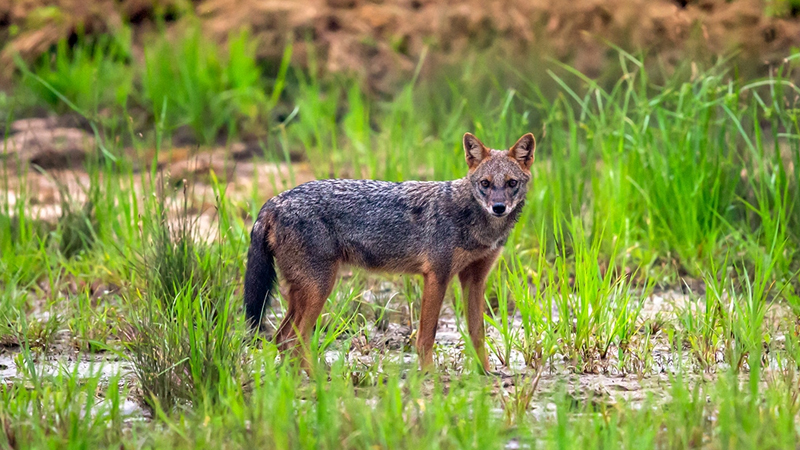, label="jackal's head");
[463,132,535,218]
